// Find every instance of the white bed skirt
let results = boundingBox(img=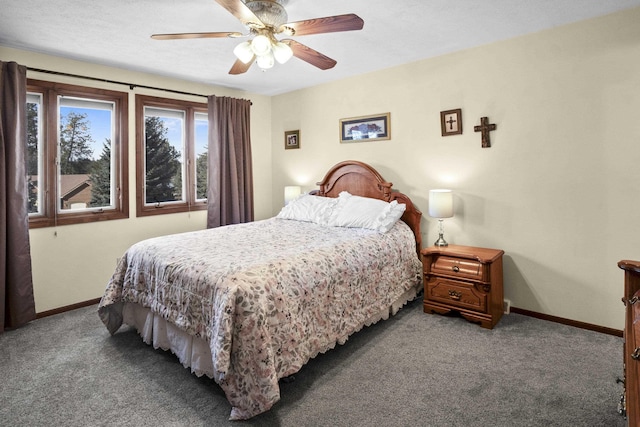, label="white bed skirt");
[121,285,418,380]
